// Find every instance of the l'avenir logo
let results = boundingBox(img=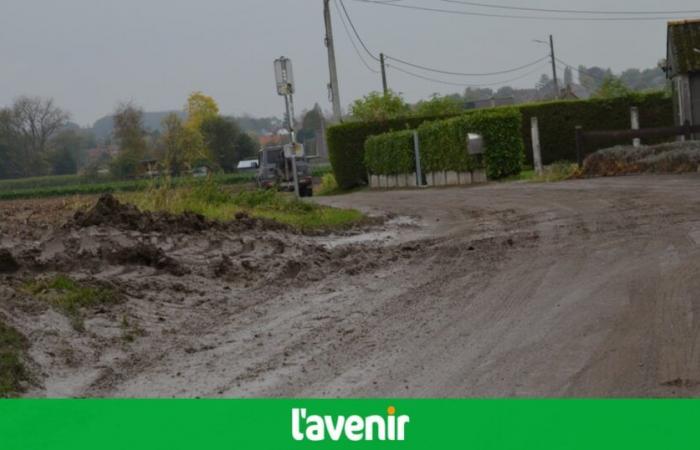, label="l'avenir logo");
[292,406,410,442]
